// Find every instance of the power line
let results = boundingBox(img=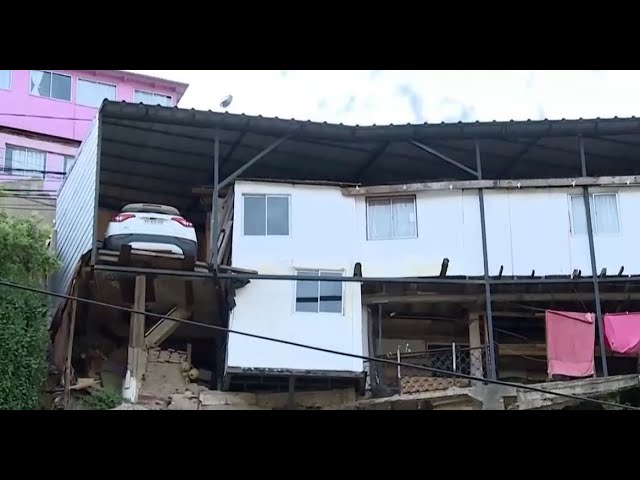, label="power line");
[0,279,636,410]
[0,112,93,121]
